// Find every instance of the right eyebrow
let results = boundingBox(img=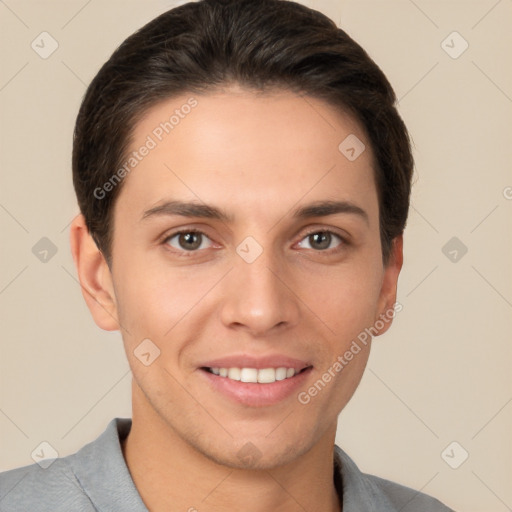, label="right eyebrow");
[141,200,234,223]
